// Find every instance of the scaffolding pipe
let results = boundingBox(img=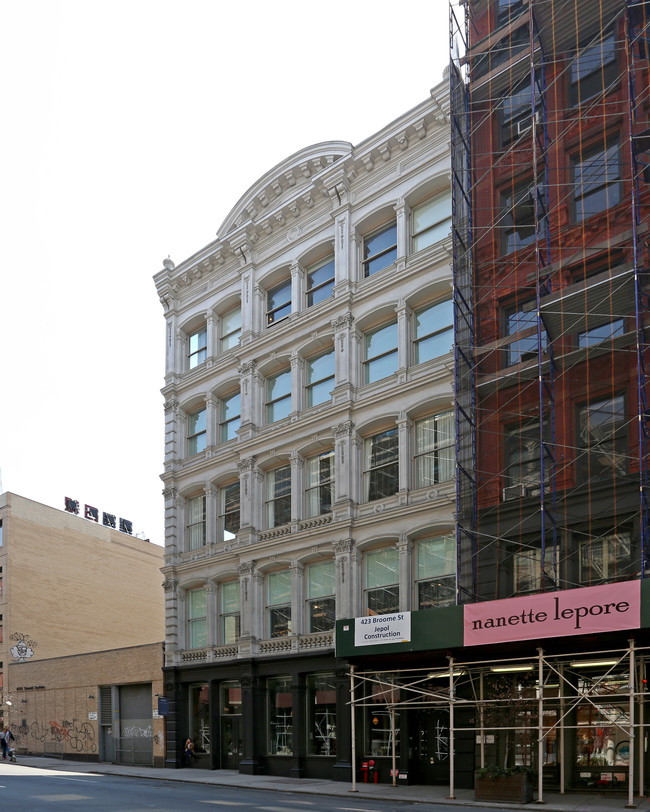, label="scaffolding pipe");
[558,663,566,795]
[639,656,644,798]
[537,648,545,804]
[479,671,485,768]
[448,655,456,799]
[391,702,397,787]
[627,640,636,809]
[349,666,358,794]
